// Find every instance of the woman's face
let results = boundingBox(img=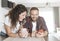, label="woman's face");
[19,11,27,21]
